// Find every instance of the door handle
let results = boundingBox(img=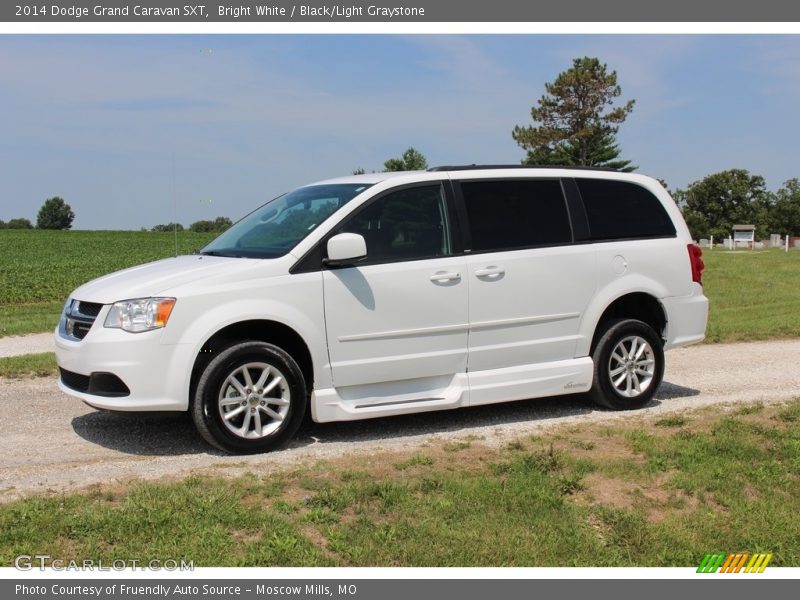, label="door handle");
[430,271,461,282]
[475,266,505,278]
